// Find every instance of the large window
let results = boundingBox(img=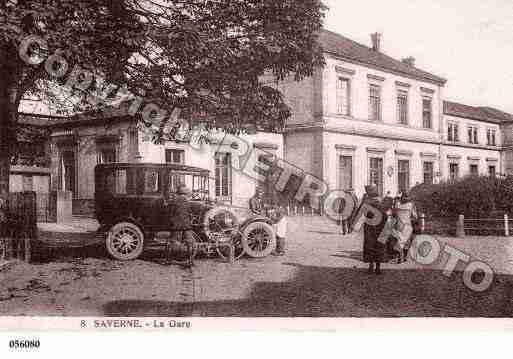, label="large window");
[215,152,232,202]
[144,170,159,194]
[397,90,408,125]
[422,98,432,129]
[105,169,128,195]
[448,122,459,142]
[96,138,118,164]
[468,126,478,144]
[398,160,410,193]
[423,162,434,185]
[336,77,350,116]
[368,157,383,196]
[487,128,497,146]
[488,165,496,177]
[338,155,353,190]
[369,84,382,121]
[469,164,479,176]
[165,149,185,164]
[449,163,459,181]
